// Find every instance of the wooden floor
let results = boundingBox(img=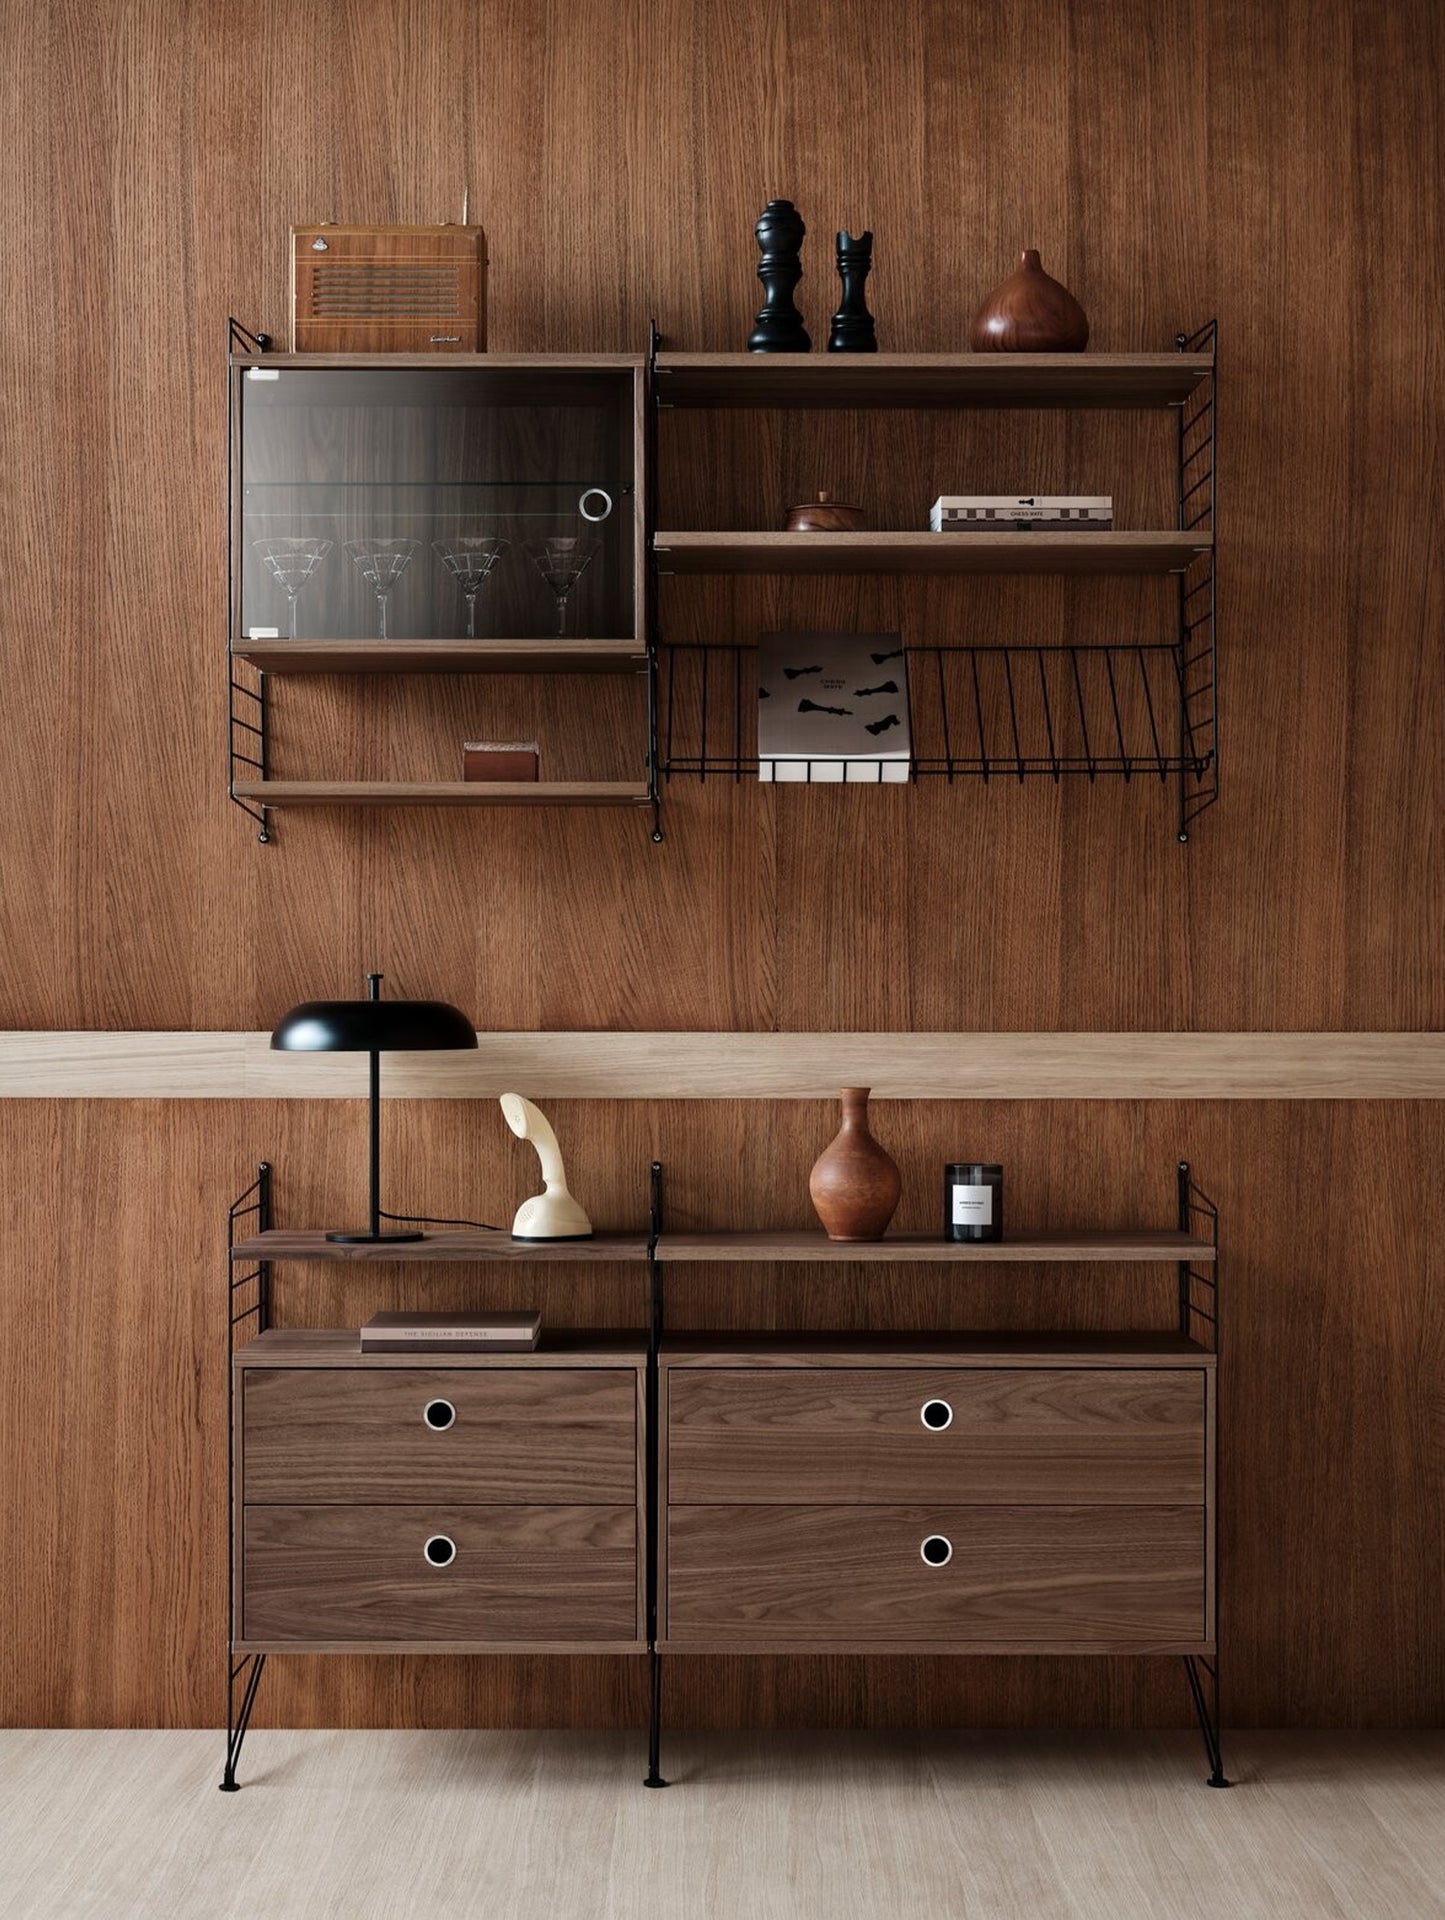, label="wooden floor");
[1,1731,1441,1920]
